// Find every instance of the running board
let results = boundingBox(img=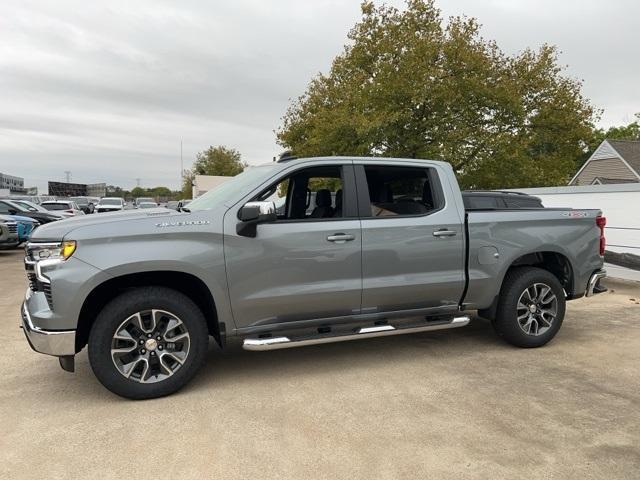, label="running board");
[242,316,470,351]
